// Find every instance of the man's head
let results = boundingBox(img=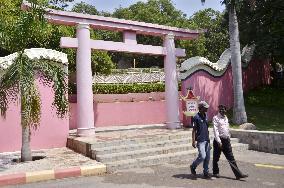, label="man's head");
[198,101,209,113]
[218,104,227,116]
